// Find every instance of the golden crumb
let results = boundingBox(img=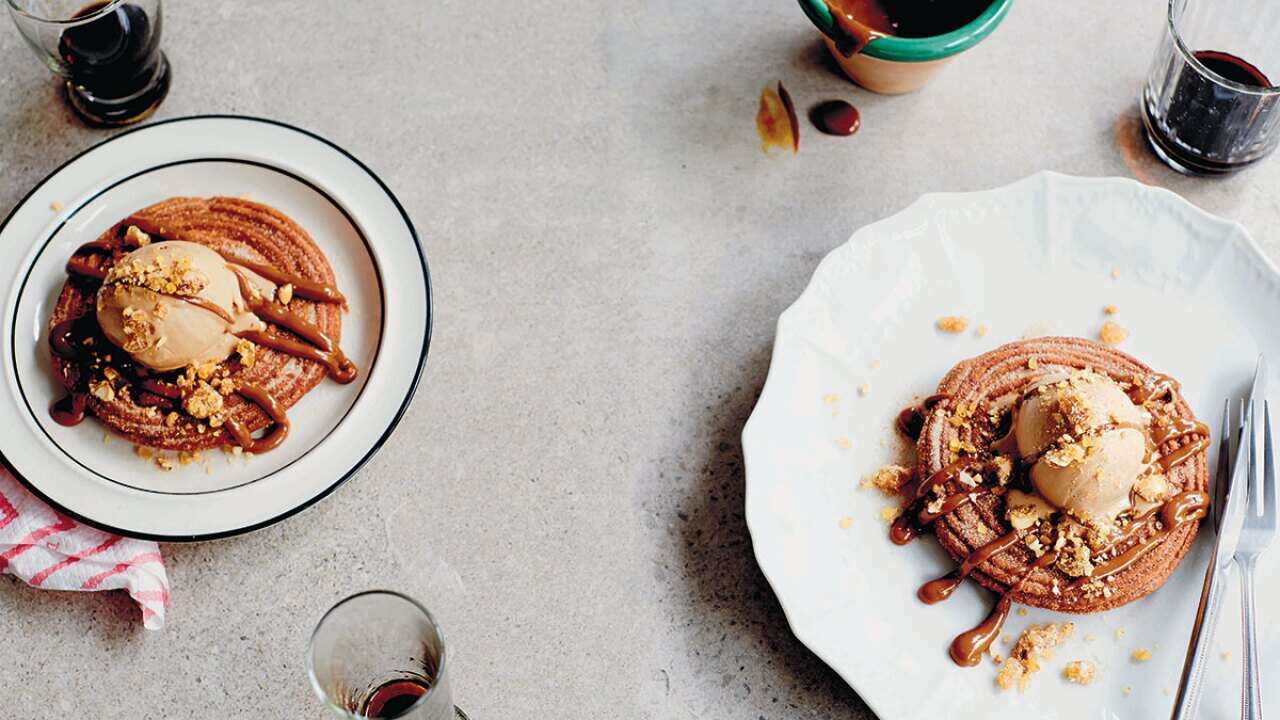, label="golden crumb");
[1017,608,1028,617]
[276,283,294,305]
[1133,648,1152,662]
[936,316,969,334]
[1028,357,1040,370]
[823,394,839,405]
[134,446,153,460]
[1123,686,1132,696]
[49,200,65,211]
[838,516,853,530]
[1115,628,1126,639]
[154,455,174,471]
[88,379,116,403]
[836,436,852,449]
[235,338,257,368]
[1103,304,1118,315]
[862,465,910,495]
[124,225,151,246]
[975,324,989,338]
[870,359,881,370]
[879,506,902,523]
[1222,651,1232,660]
[177,450,201,466]
[996,623,1075,691]
[1064,660,1097,685]
[1110,268,1121,279]
[858,383,870,397]
[164,412,180,428]
[1099,321,1128,345]
[183,381,225,419]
